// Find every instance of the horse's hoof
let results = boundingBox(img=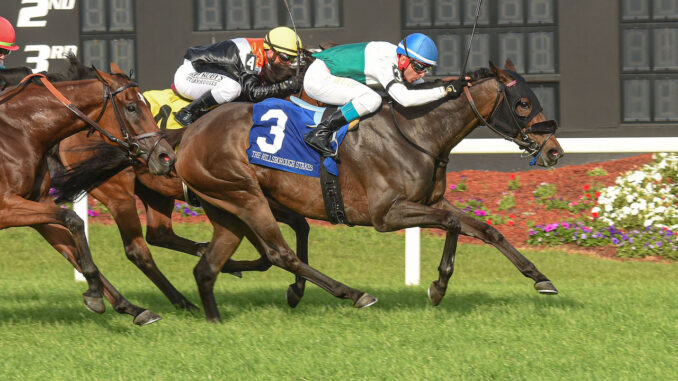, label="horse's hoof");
[176,300,200,312]
[133,310,162,326]
[354,293,378,309]
[535,280,558,295]
[83,294,105,314]
[428,282,444,306]
[286,284,303,308]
